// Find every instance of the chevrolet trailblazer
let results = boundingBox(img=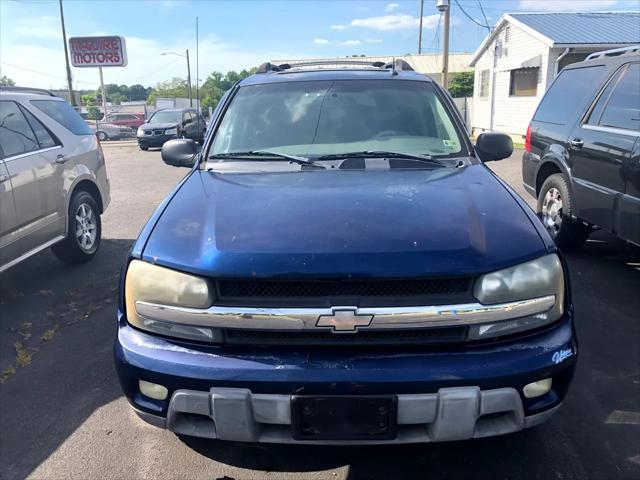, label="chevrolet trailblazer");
[114,60,577,444]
